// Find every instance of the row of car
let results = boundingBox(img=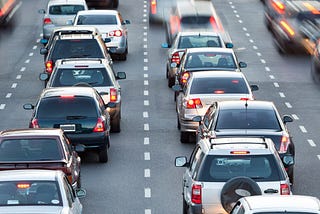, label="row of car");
[156,0,320,213]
